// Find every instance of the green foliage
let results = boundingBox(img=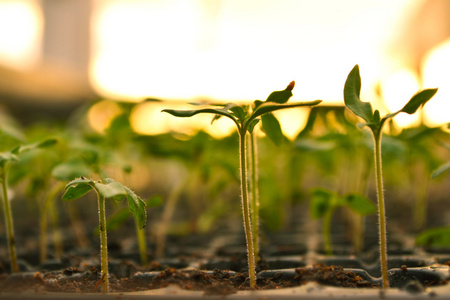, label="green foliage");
[432,162,450,179]
[163,82,321,136]
[310,188,375,219]
[344,65,438,134]
[416,227,450,247]
[63,177,147,229]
